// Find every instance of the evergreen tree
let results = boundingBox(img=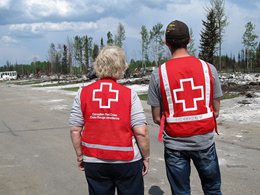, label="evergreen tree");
[107,31,114,45]
[114,23,126,48]
[92,44,99,61]
[211,0,228,71]
[256,42,260,72]
[83,35,93,73]
[100,37,104,49]
[199,8,218,64]
[61,44,68,74]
